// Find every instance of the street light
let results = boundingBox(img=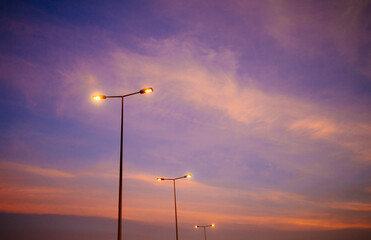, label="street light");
[156,174,192,240]
[195,224,215,240]
[93,87,153,240]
